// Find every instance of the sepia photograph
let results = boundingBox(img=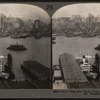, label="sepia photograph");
[52,3,100,89]
[2,1,100,99]
[0,3,51,89]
